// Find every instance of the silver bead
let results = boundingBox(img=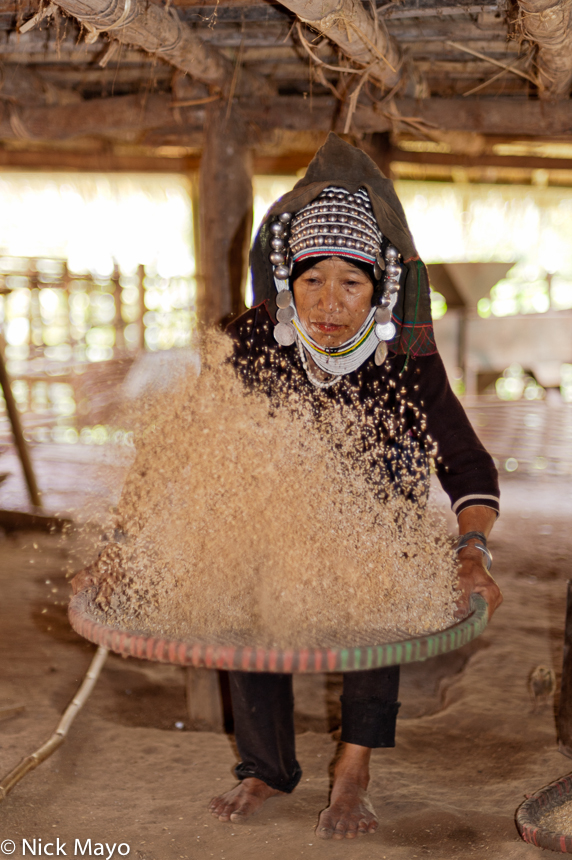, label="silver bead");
[385,245,399,261]
[338,237,346,246]
[325,236,334,246]
[342,227,352,236]
[277,305,295,323]
[270,251,285,265]
[355,241,364,250]
[379,294,391,307]
[339,215,348,223]
[271,237,285,250]
[375,321,396,341]
[279,212,292,222]
[270,222,284,236]
[274,322,296,346]
[386,264,401,278]
[352,230,360,238]
[386,282,400,294]
[276,290,293,308]
[375,306,392,324]
[347,239,356,248]
[330,225,340,234]
[275,265,290,279]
